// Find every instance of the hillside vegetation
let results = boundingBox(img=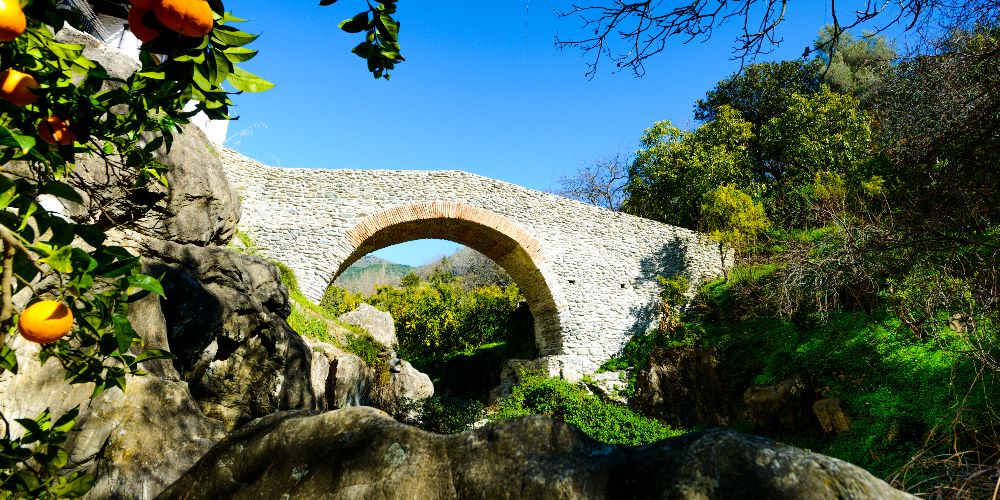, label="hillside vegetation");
[576,26,1000,498]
